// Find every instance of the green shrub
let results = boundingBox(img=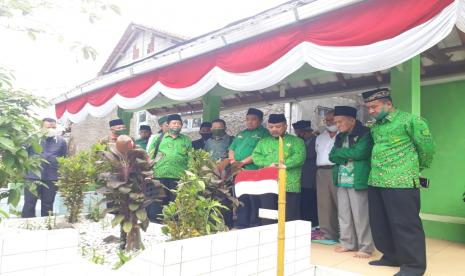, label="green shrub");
[161,171,227,240]
[57,151,98,223]
[161,150,240,240]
